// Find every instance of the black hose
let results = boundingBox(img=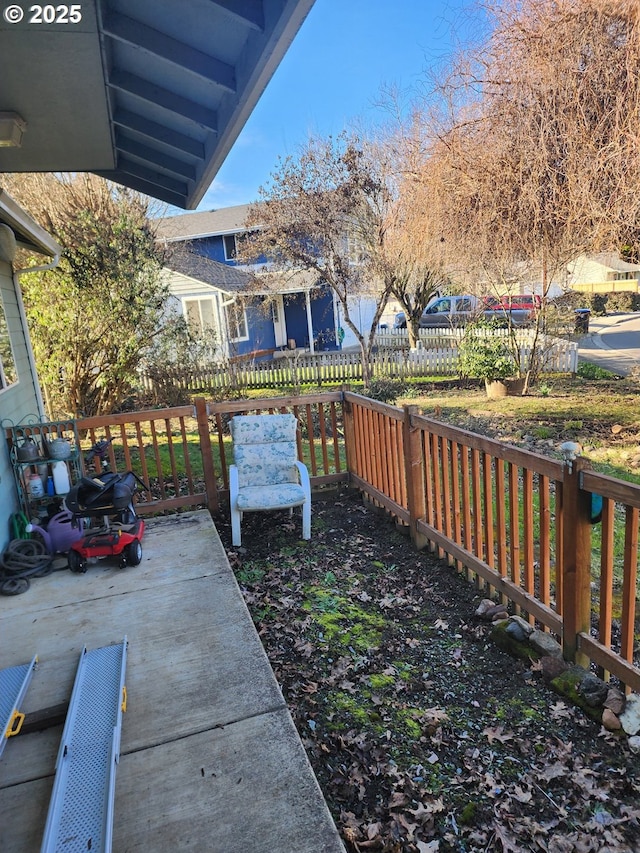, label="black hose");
[0,538,53,595]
